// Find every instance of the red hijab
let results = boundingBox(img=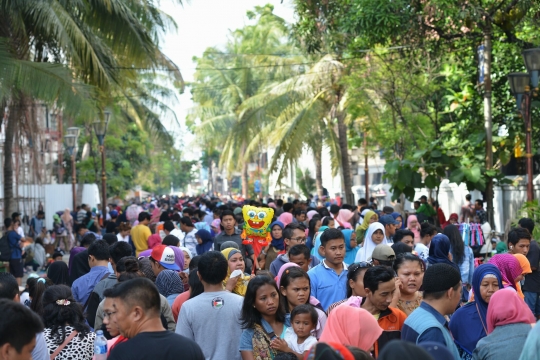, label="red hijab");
[486,288,535,334]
